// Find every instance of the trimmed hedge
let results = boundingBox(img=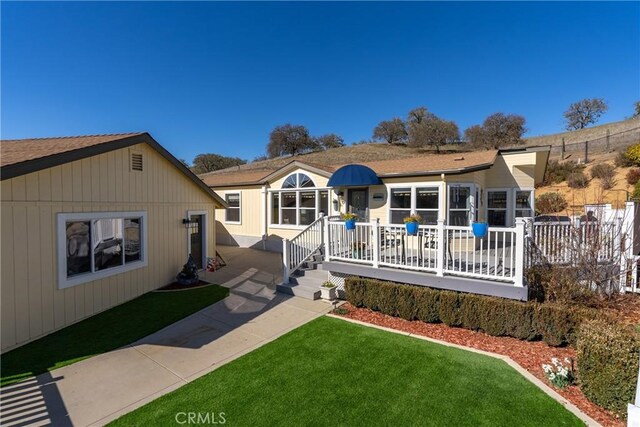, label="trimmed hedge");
[577,320,639,419]
[344,277,600,346]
